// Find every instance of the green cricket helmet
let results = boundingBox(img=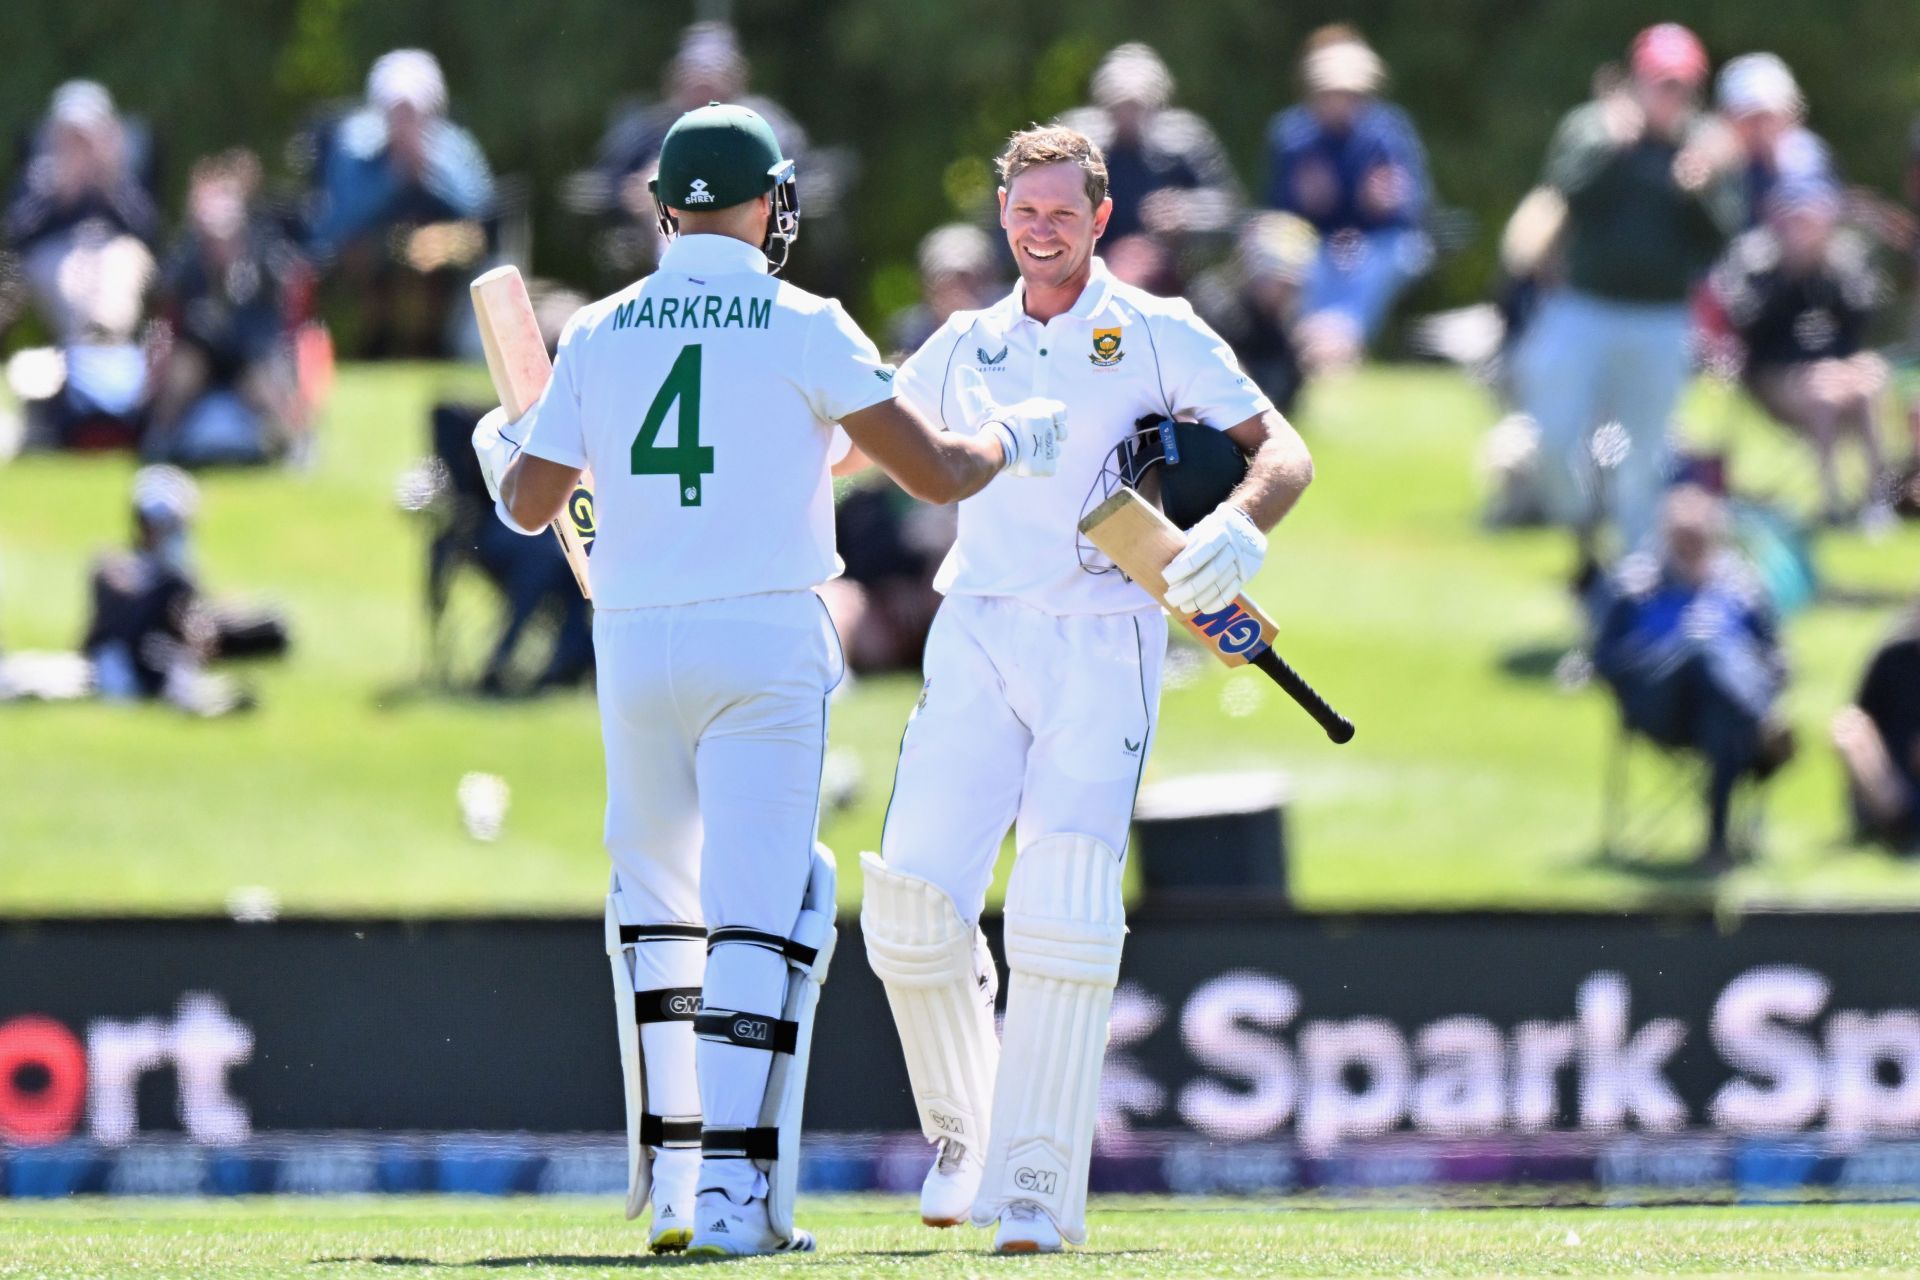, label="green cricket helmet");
[649,101,800,272]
